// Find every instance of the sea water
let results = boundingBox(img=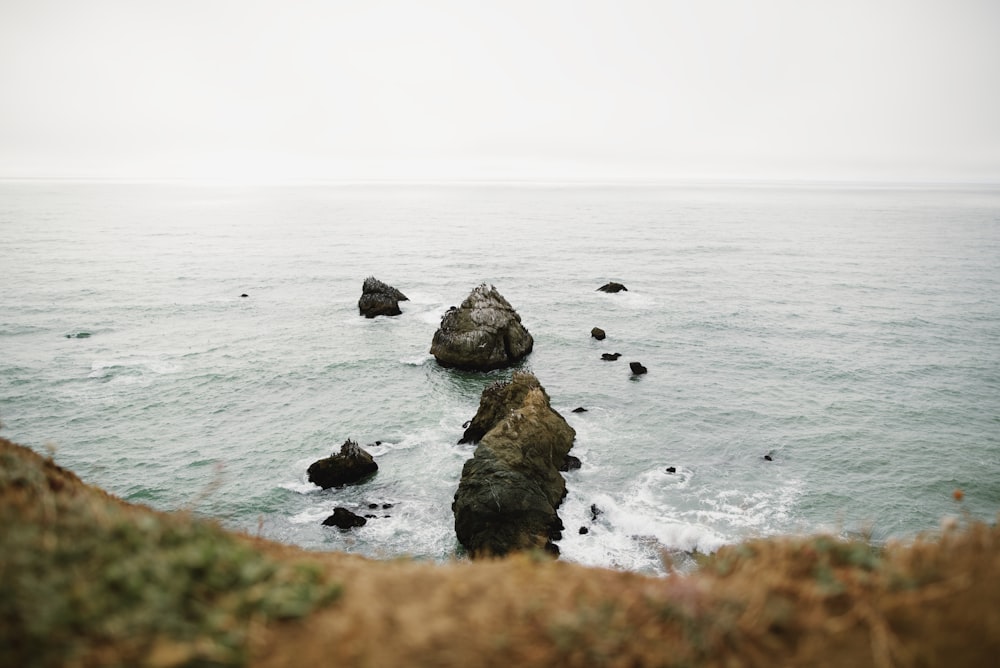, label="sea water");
[2,180,998,574]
